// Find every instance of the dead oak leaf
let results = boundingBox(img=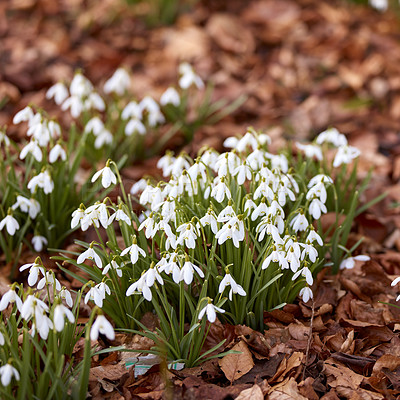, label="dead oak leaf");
[219,340,254,382]
[269,377,308,400]
[323,358,364,390]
